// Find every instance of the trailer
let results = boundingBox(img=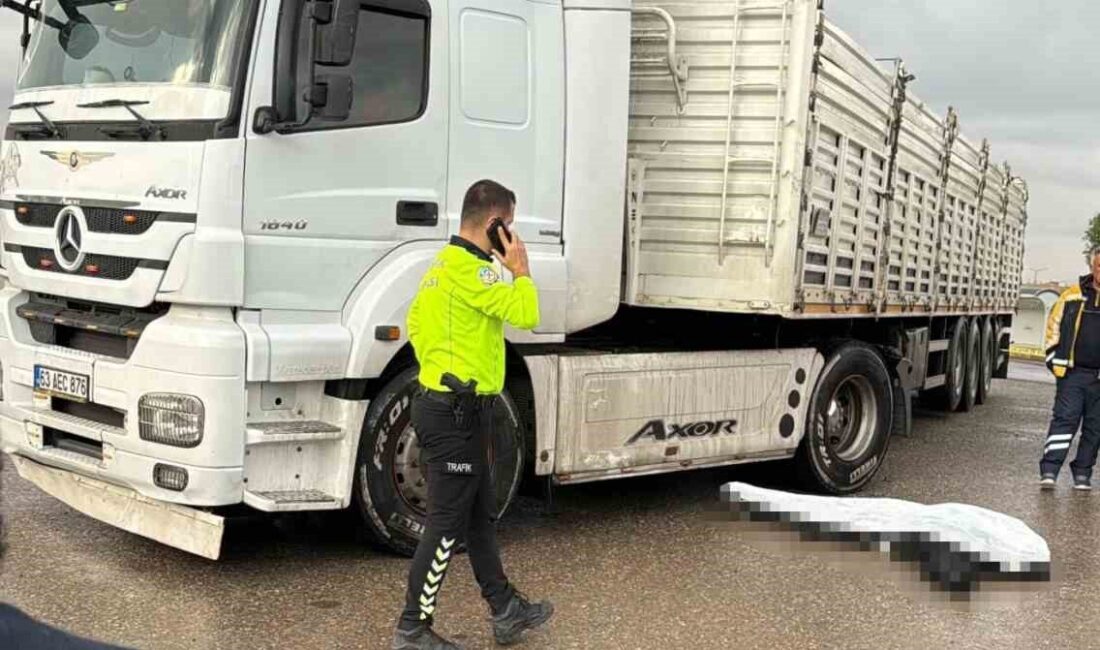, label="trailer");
[0,0,1027,558]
